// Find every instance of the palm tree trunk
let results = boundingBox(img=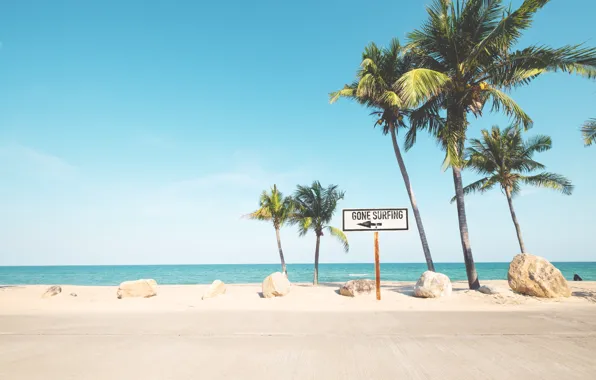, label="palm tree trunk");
[313,234,321,285]
[452,165,480,289]
[505,187,526,253]
[390,127,435,271]
[275,227,287,275]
